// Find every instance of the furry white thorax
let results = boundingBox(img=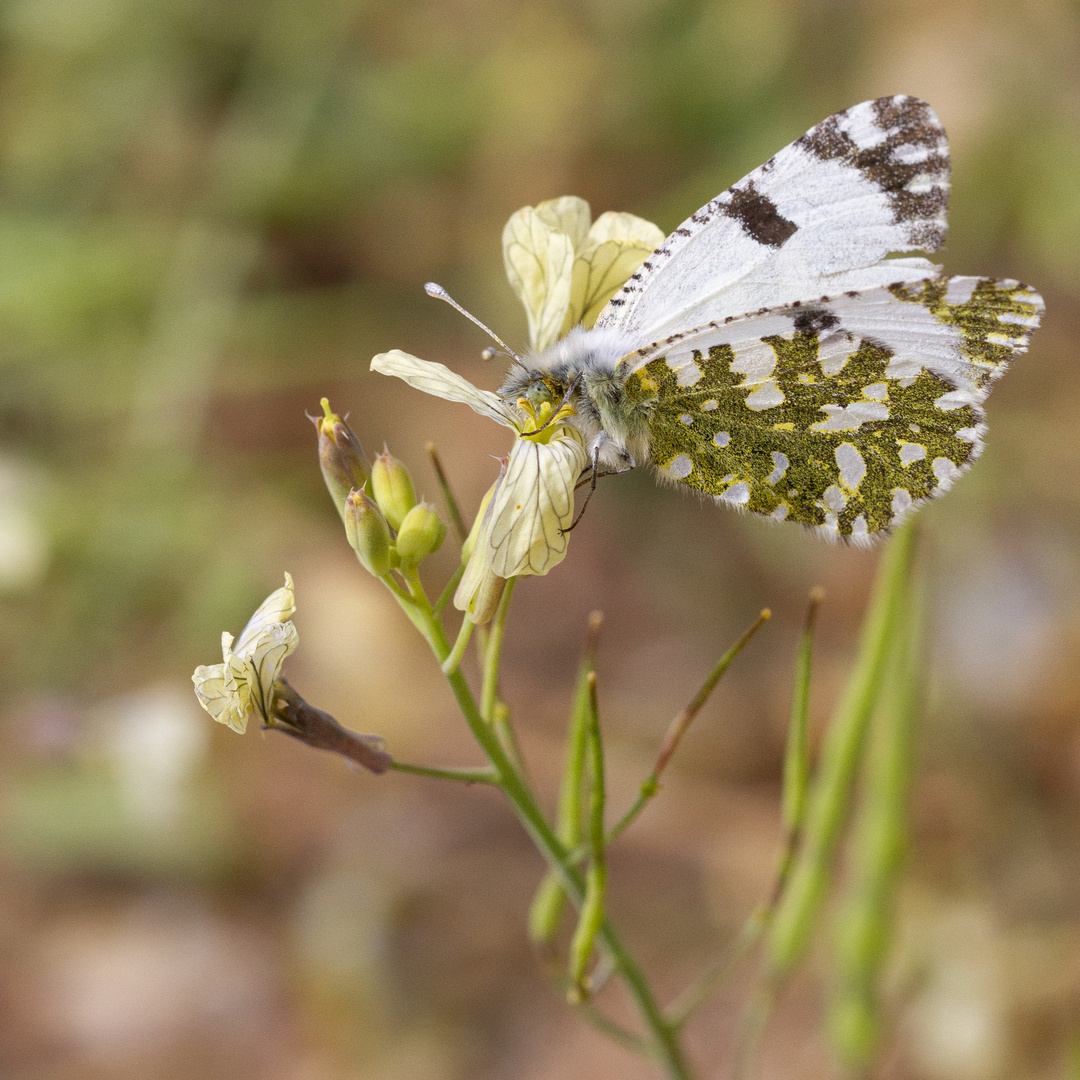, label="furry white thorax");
[500,325,650,470]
